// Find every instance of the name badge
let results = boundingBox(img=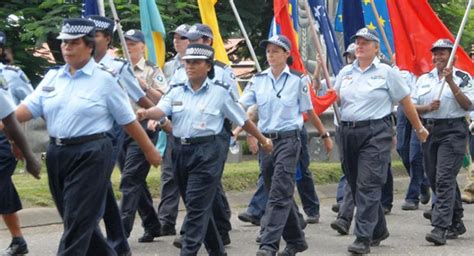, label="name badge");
[172,101,183,106]
[42,86,55,92]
